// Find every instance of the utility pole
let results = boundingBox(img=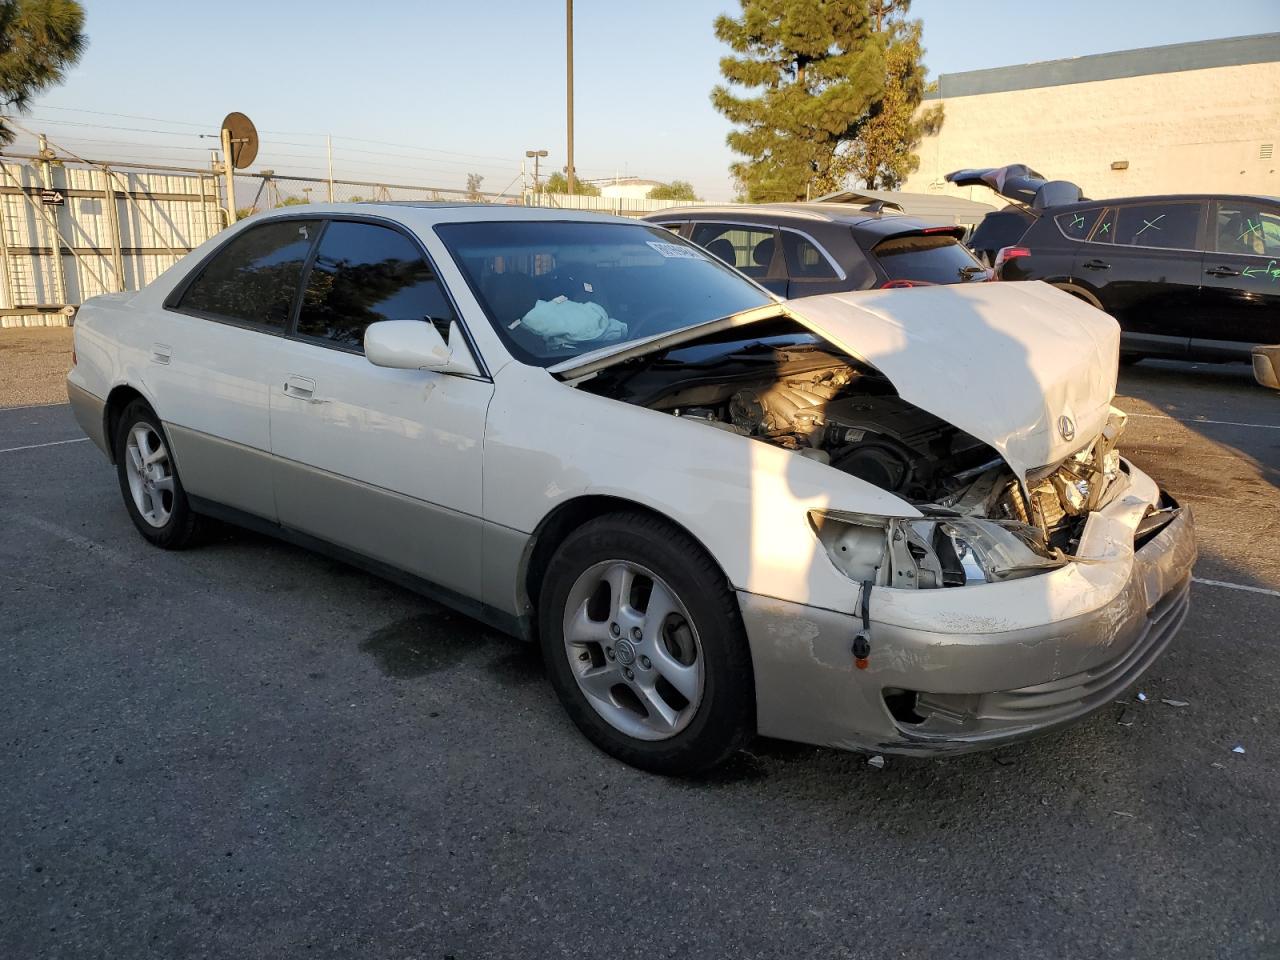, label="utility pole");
[566,0,575,195]
[326,134,334,202]
[220,125,238,224]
